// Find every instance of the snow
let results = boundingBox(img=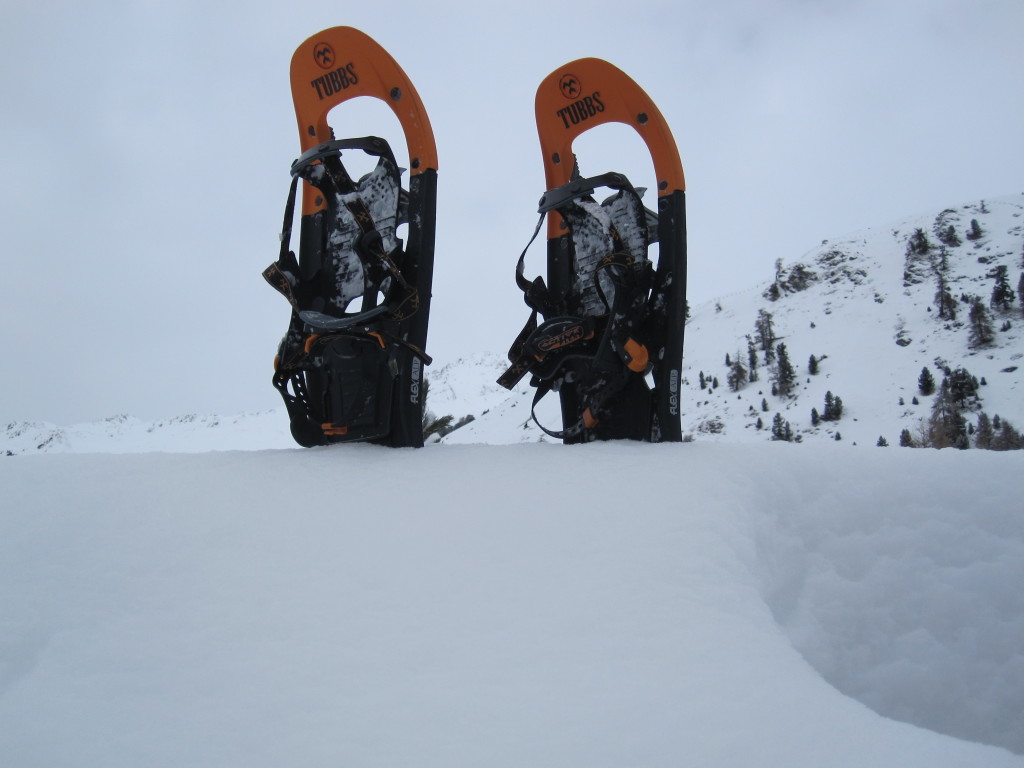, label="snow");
[1,443,1022,766]
[3,192,1023,765]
